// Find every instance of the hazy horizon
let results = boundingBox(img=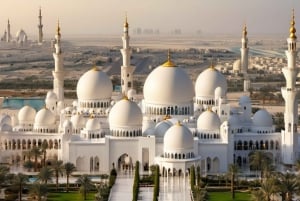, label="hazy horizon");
[0,0,298,37]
